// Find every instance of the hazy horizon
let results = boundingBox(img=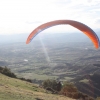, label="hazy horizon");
[0,31,99,44]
